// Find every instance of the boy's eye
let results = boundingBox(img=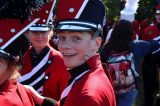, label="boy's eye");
[58,36,65,40]
[72,36,80,41]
